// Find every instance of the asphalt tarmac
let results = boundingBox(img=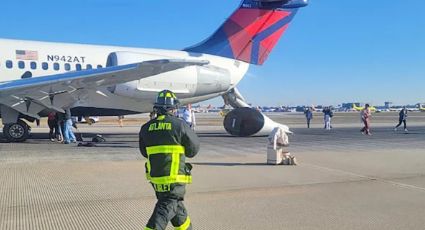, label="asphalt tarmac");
[0,112,425,229]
